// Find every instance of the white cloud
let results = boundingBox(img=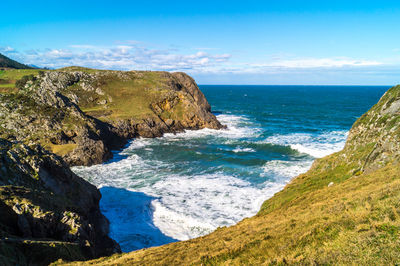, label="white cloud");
[0,44,391,82]
[1,45,231,72]
[0,46,16,53]
[262,57,382,68]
